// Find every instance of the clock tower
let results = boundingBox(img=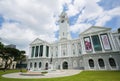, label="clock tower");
[58,11,71,40]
